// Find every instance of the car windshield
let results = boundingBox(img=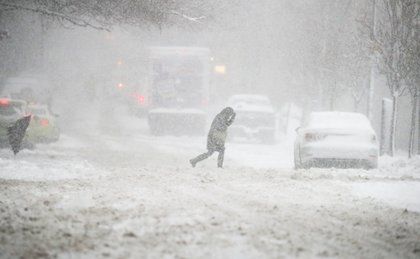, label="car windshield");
[0,104,24,116]
[308,112,371,129]
[29,108,47,116]
[151,55,205,108]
